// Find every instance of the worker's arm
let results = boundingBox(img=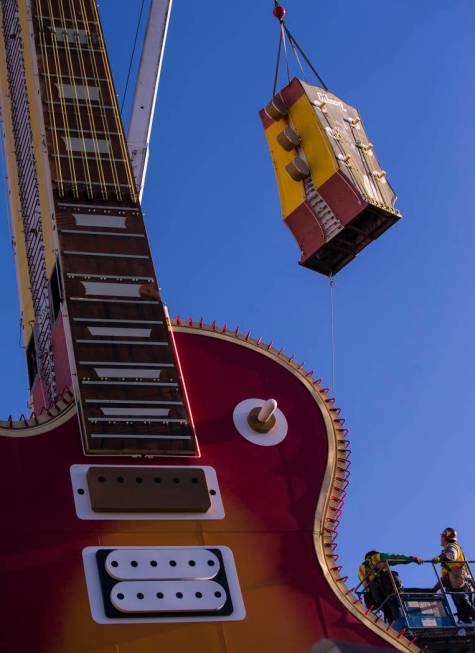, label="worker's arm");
[378,553,423,565]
